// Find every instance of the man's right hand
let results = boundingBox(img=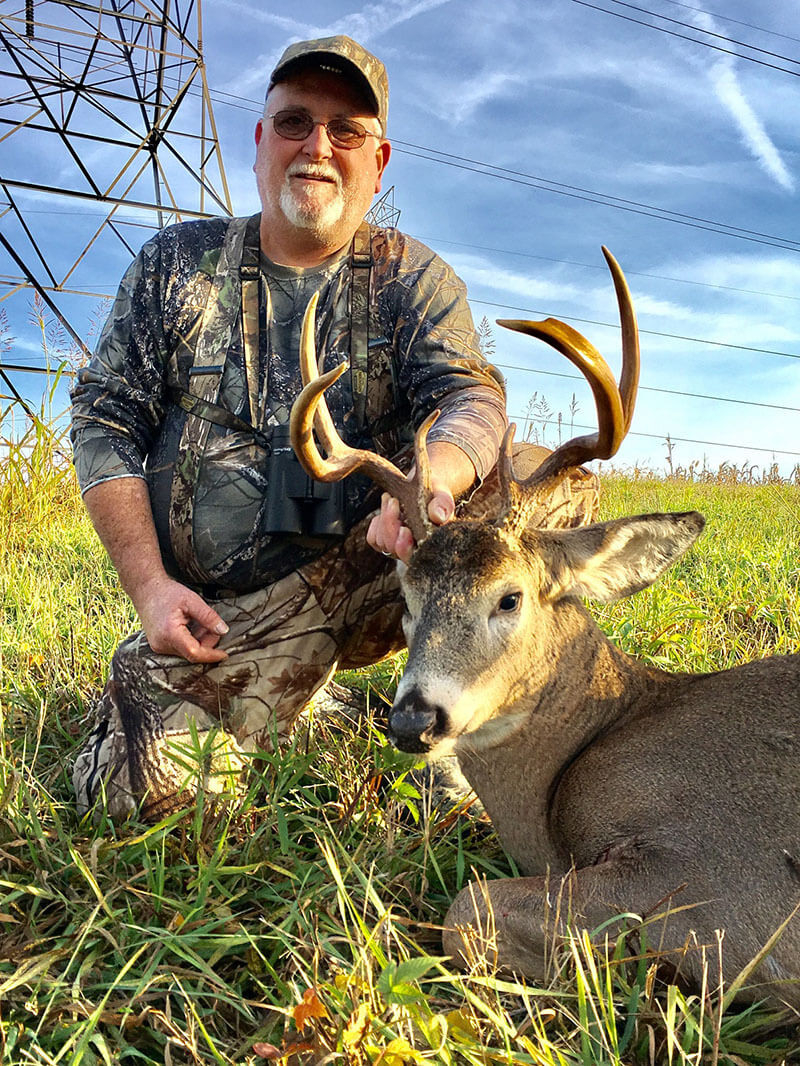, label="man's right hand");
[83,477,229,664]
[133,574,229,663]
